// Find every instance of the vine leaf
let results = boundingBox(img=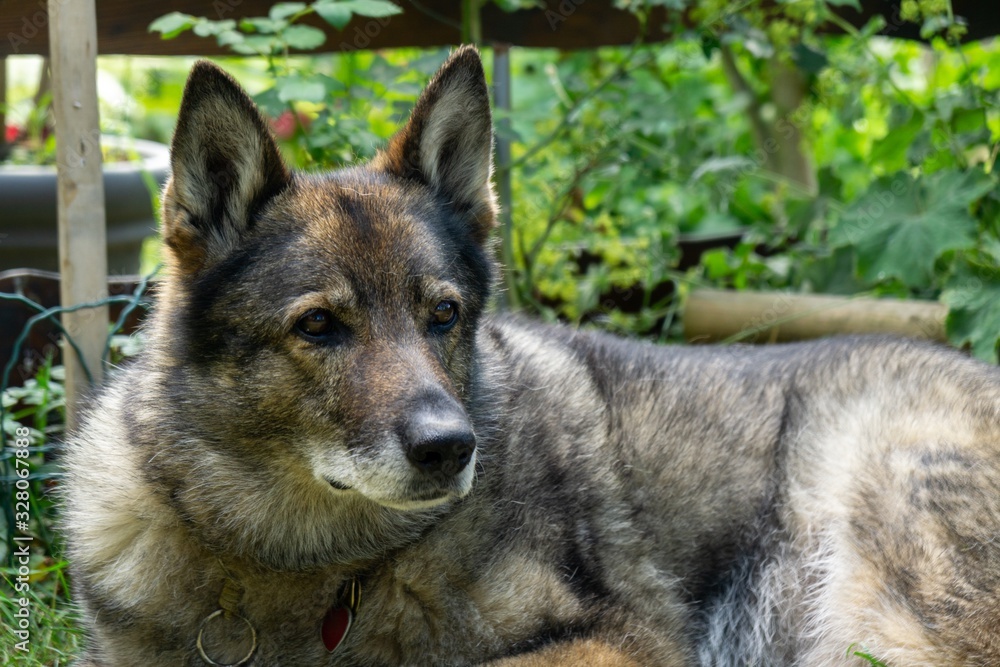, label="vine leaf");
[942,259,1000,363]
[830,169,995,288]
